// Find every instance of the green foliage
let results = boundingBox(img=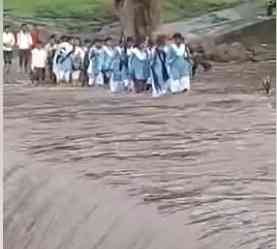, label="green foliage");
[5,0,116,31]
[5,0,262,31]
[163,0,241,22]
